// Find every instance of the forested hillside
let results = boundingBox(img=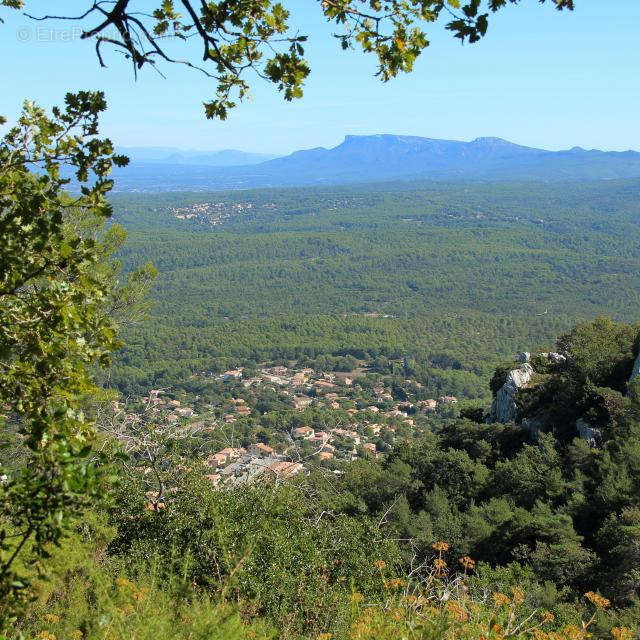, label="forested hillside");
[4,1,640,638]
[13,318,640,640]
[4,97,640,640]
[107,178,640,397]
